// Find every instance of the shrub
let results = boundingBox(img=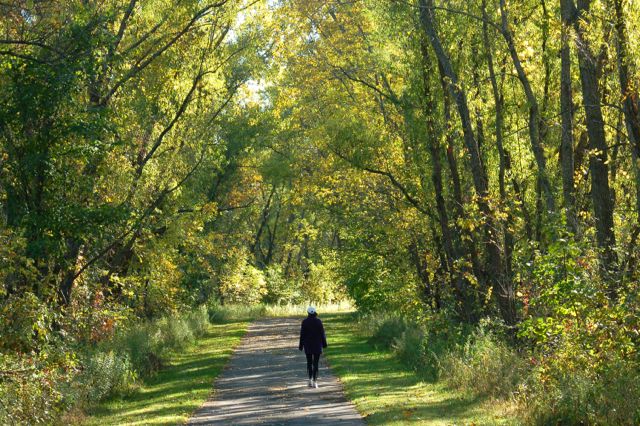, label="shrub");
[218,249,267,304]
[157,316,195,352]
[440,327,525,398]
[0,292,55,352]
[265,302,353,317]
[392,327,426,371]
[113,324,162,377]
[302,253,347,304]
[263,265,299,304]
[516,242,640,424]
[109,306,210,377]
[363,313,468,382]
[74,351,136,403]
[366,315,408,349]
[520,351,640,424]
[186,305,210,337]
[0,353,70,425]
[0,306,212,425]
